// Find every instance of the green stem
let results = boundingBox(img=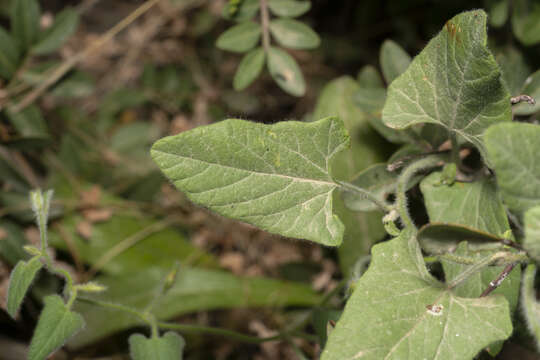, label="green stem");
[337,180,392,212]
[447,252,506,289]
[260,0,271,52]
[450,133,461,168]
[438,253,479,265]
